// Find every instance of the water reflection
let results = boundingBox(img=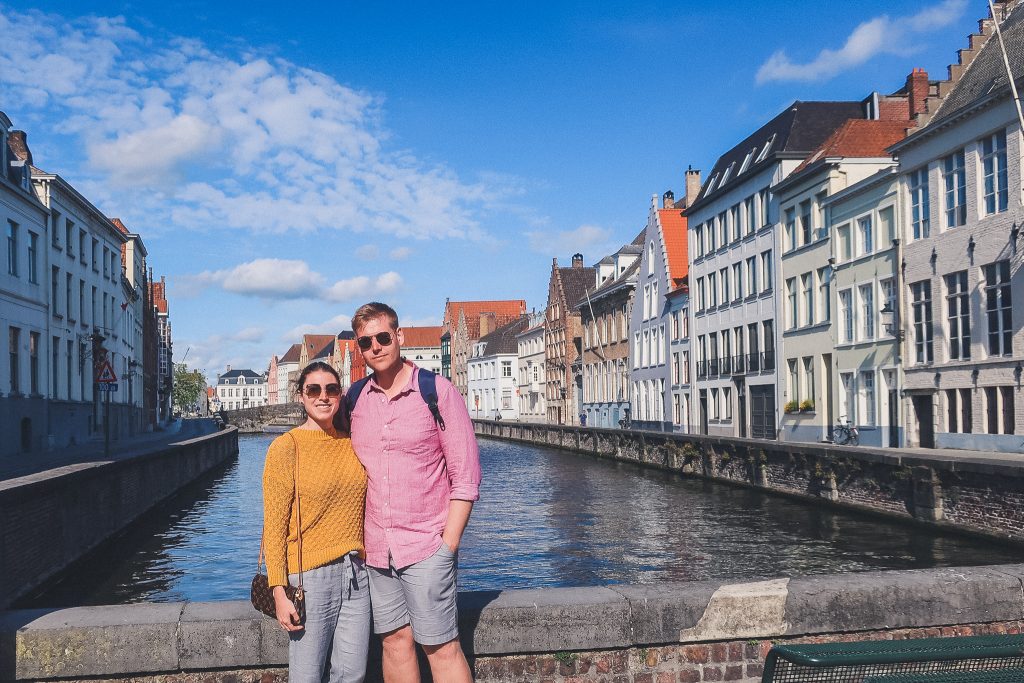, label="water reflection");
[23,435,1024,607]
